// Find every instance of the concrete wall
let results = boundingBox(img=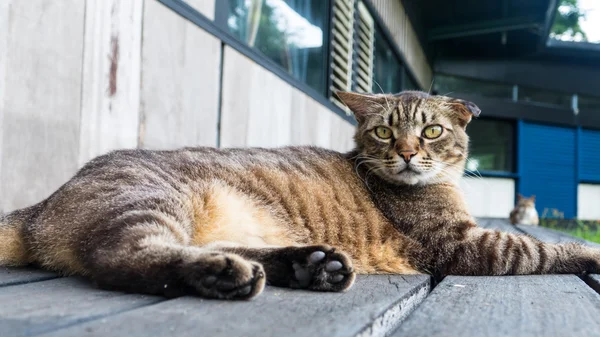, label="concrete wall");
[578,184,600,221]
[460,177,516,218]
